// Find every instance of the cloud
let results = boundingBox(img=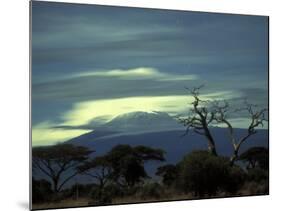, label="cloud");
[32,90,242,145]
[32,121,91,146]
[72,67,198,81]
[61,91,240,127]
[213,117,268,129]
[32,67,200,102]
